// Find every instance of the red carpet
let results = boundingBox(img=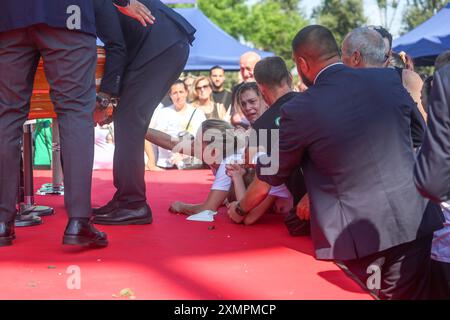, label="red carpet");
[0,170,372,300]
